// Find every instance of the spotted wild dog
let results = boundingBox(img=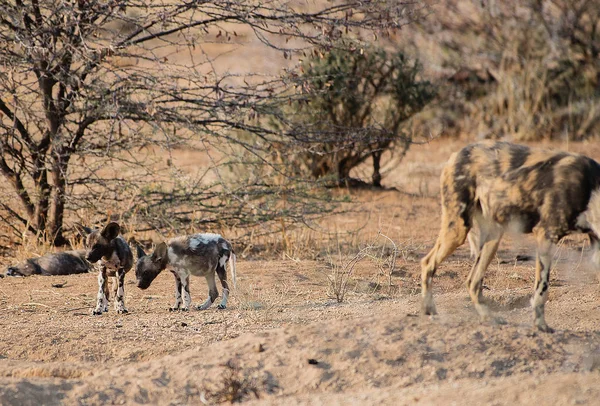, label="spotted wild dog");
[78,222,134,315]
[135,233,237,311]
[421,141,600,332]
[5,250,91,277]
